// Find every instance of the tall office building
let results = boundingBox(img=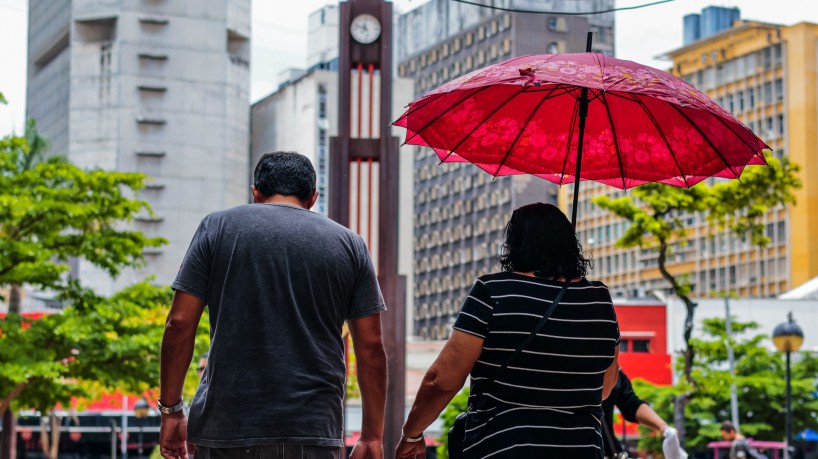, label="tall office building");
[573,18,818,299]
[683,6,741,45]
[25,0,251,294]
[398,0,615,340]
